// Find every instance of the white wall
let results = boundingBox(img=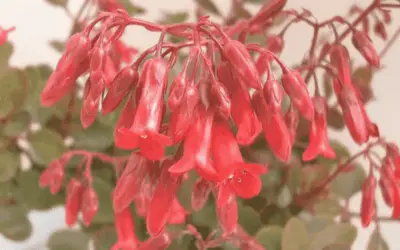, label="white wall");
[0,0,399,249]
